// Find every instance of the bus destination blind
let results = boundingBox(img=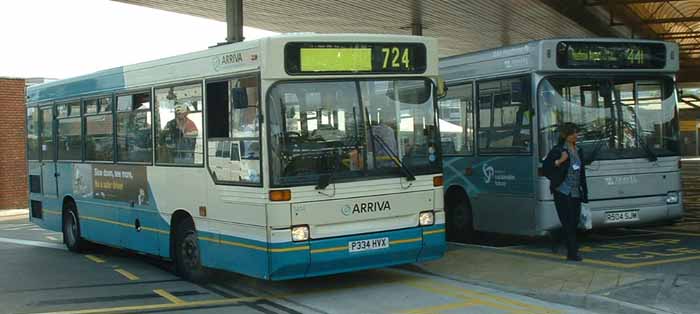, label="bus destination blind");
[285,42,426,75]
[556,41,666,69]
